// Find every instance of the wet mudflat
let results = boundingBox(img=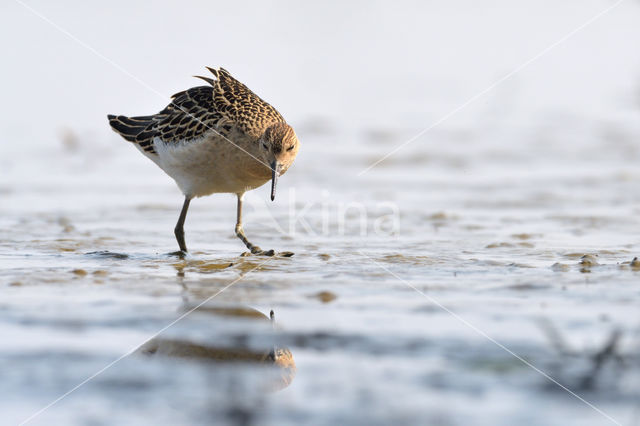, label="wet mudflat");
[2,1,640,425]
[2,114,640,426]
